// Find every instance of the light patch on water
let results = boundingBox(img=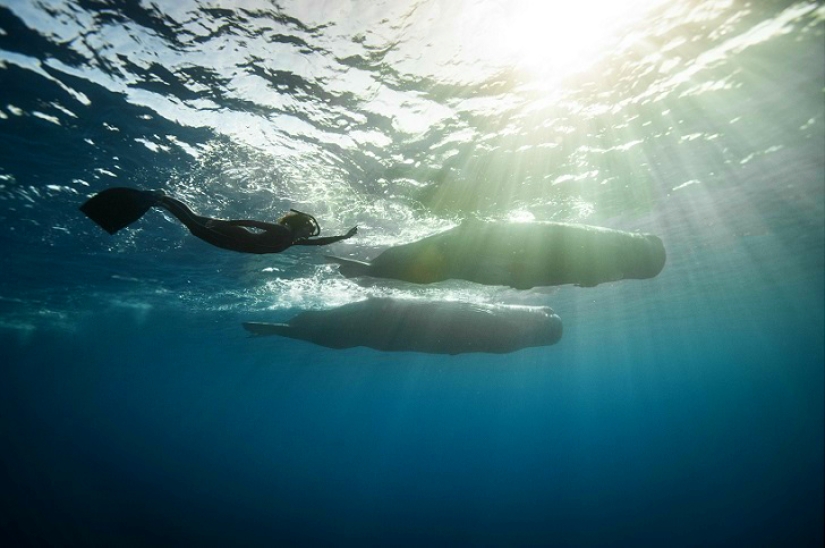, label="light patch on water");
[94,168,118,178]
[108,299,153,325]
[739,145,785,165]
[480,0,670,84]
[32,111,61,125]
[573,201,596,220]
[50,101,77,119]
[0,319,37,345]
[45,184,75,194]
[677,78,737,98]
[164,135,201,158]
[110,275,146,283]
[348,129,393,149]
[255,268,368,311]
[507,210,536,223]
[135,138,168,153]
[552,171,600,186]
[672,179,702,192]
[28,308,77,333]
